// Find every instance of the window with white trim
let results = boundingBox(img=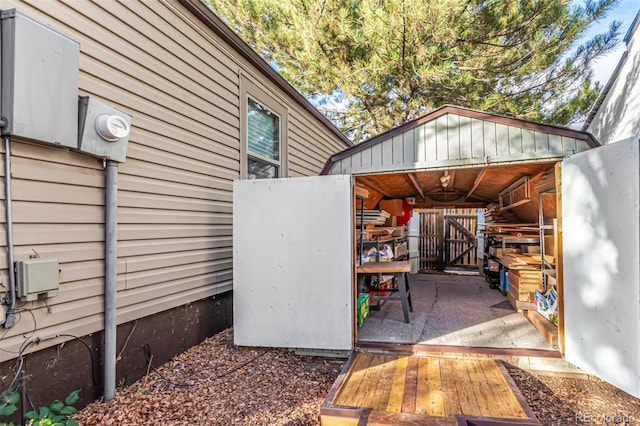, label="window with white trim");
[247,98,280,179]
